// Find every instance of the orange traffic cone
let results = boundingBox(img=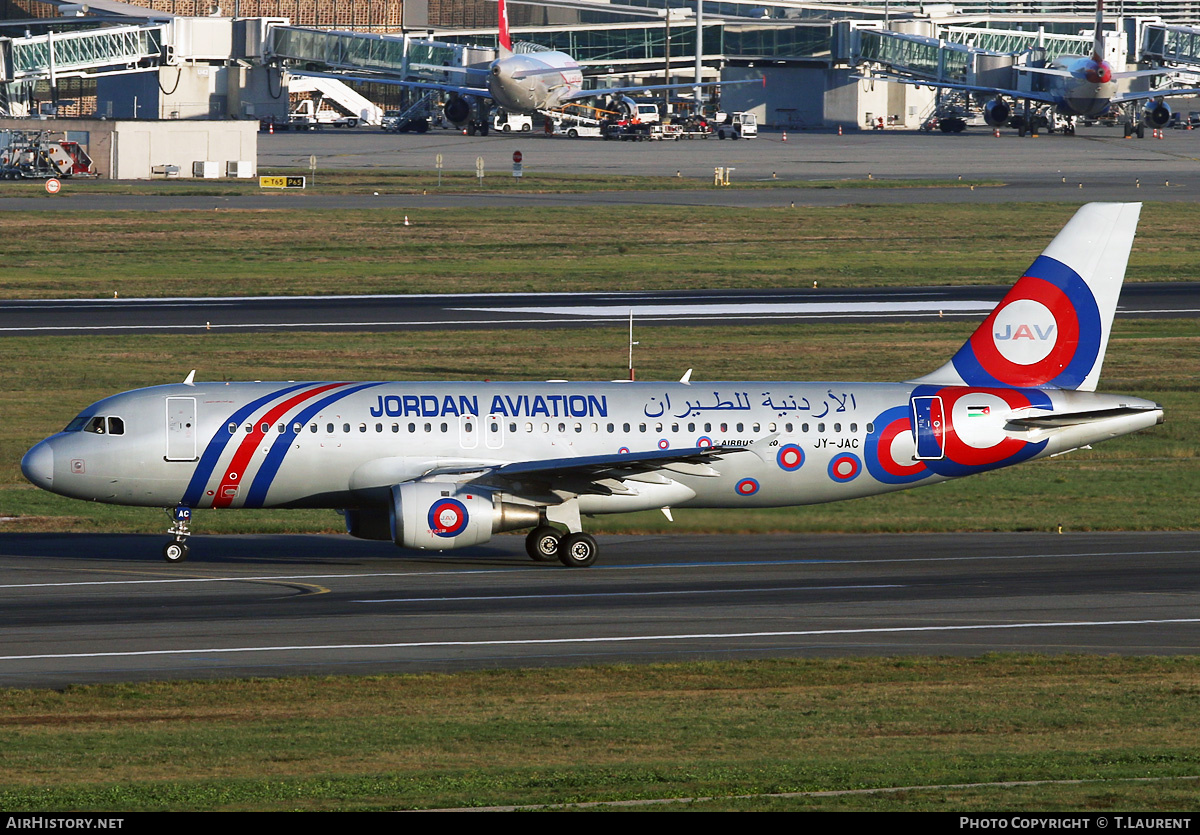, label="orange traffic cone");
[993,128,1000,138]
[404,216,411,226]
[269,122,274,135]
[782,131,787,142]
[837,125,842,136]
